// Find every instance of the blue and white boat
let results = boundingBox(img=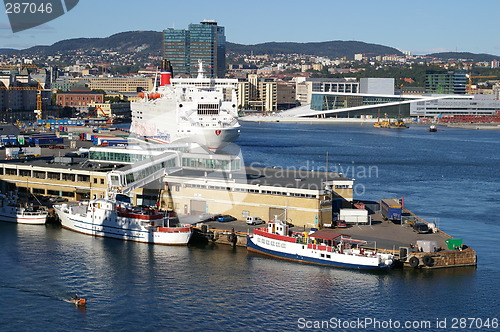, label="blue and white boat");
[247,220,394,270]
